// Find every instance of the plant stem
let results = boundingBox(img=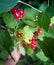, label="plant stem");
[0,24,6,30]
[0,24,13,34]
[48,0,49,6]
[18,1,42,13]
